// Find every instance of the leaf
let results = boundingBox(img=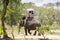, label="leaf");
[0,26,3,35]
